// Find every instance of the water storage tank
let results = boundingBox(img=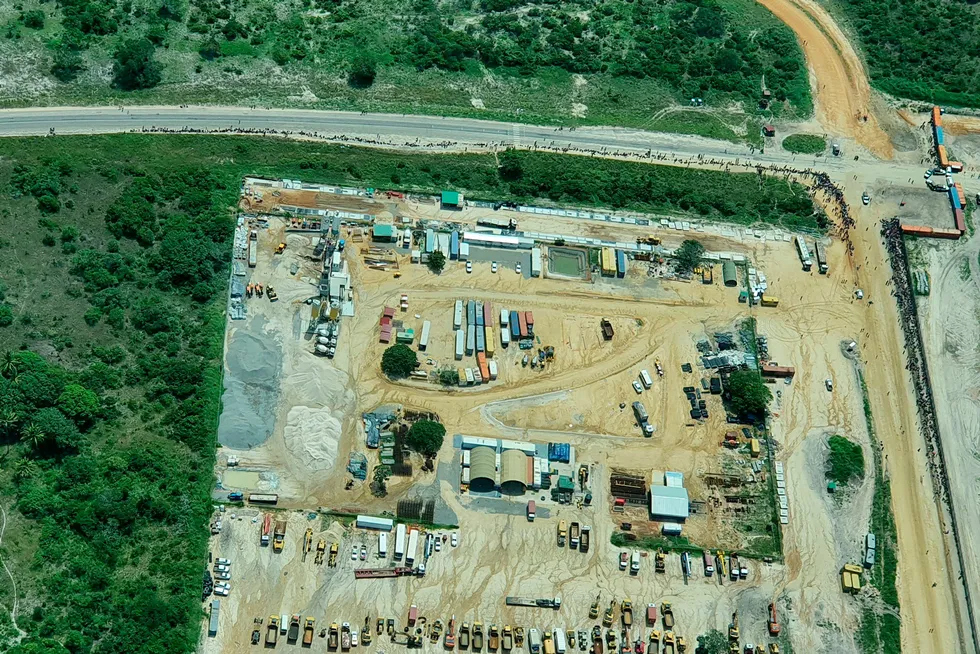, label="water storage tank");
[500,449,528,495]
[469,446,497,493]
